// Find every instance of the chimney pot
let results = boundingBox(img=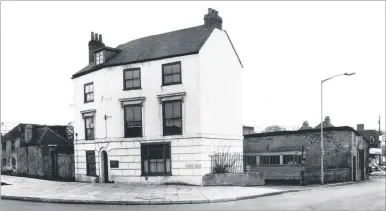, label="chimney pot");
[95,33,99,41]
[91,32,94,40]
[99,34,102,42]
